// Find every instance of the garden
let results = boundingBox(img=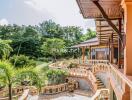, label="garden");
[0,20,96,100]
